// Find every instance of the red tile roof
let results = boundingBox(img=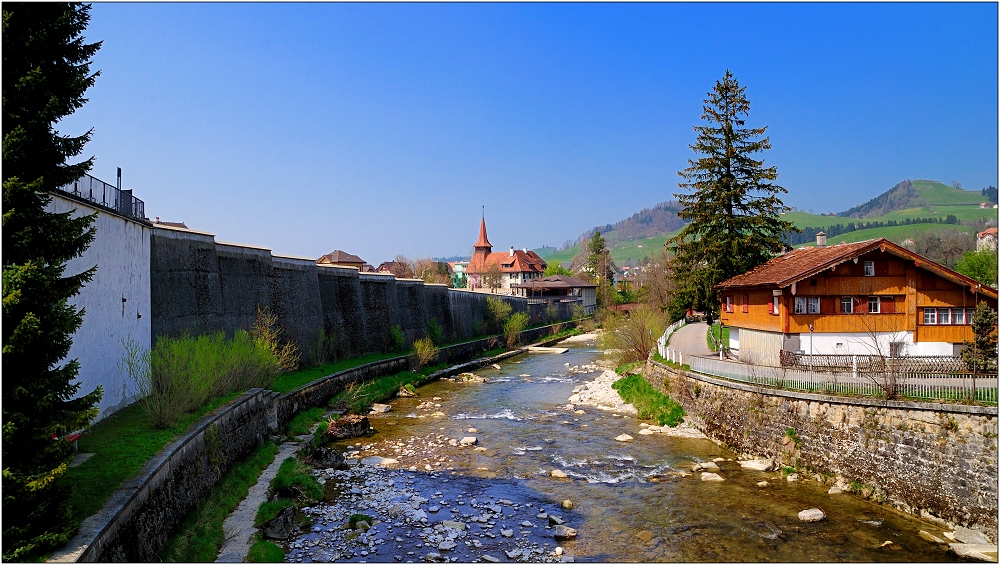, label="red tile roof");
[513,274,596,290]
[978,227,998,238]
[317,249,365,265]
[715,238,997,299]
[467,248,546,275]
[474,217,492,250]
